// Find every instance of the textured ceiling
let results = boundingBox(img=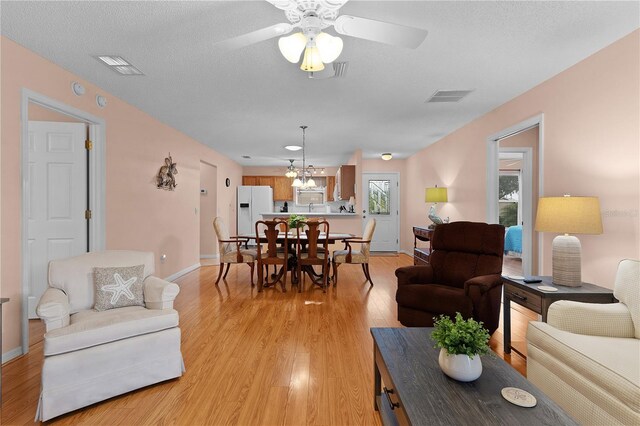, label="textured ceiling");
[2,1,638,167]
